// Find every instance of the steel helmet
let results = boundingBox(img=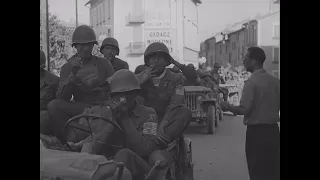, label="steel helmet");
[213,62,221,69]
[110,69,141,93]
[100,37,120,55]
[40,49,46,69]
[144,42,172,66]
[71,25,98,47]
